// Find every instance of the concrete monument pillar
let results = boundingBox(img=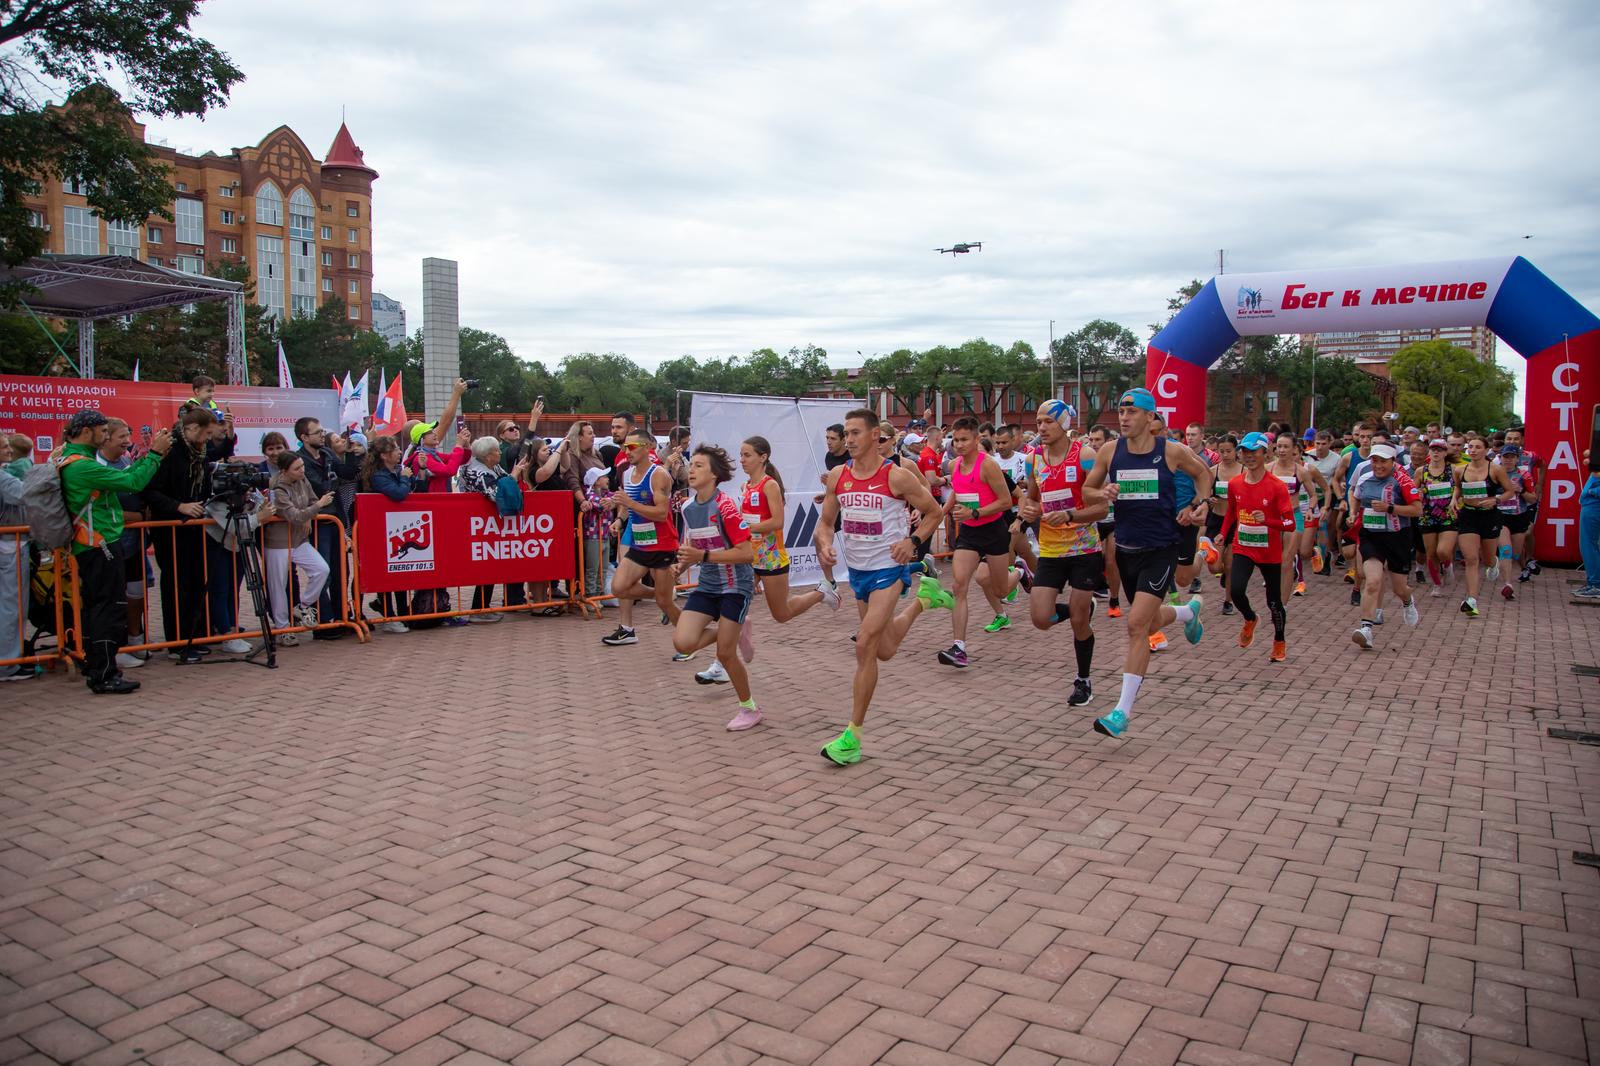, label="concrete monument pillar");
[422,257,459,419]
